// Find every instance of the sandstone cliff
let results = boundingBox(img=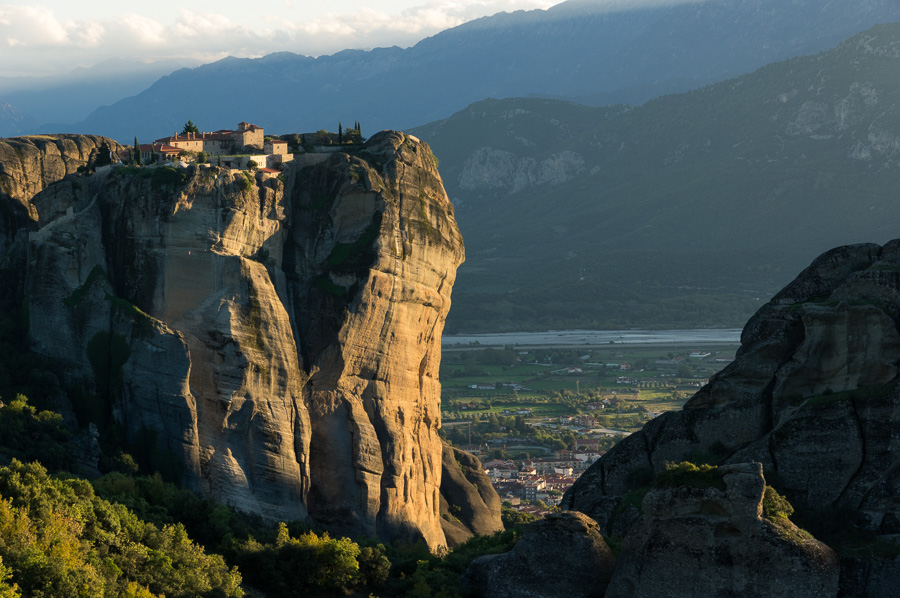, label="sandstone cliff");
[0,134,121,292]
[0,134,121,215]
[565,242,900,523]
[561,240,900,595]
[16,131,465,549]
[605,463,838,598]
